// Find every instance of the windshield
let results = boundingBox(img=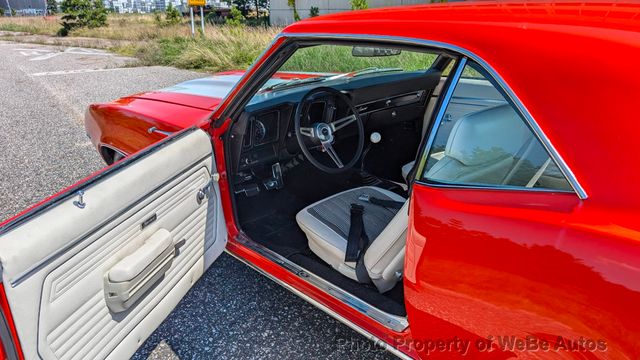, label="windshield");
[258,44,438,92]
[281,44,437,73]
